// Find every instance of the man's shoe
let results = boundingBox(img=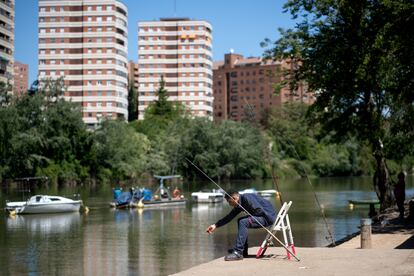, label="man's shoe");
[227,247,248,257]
[224,251,243,261]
